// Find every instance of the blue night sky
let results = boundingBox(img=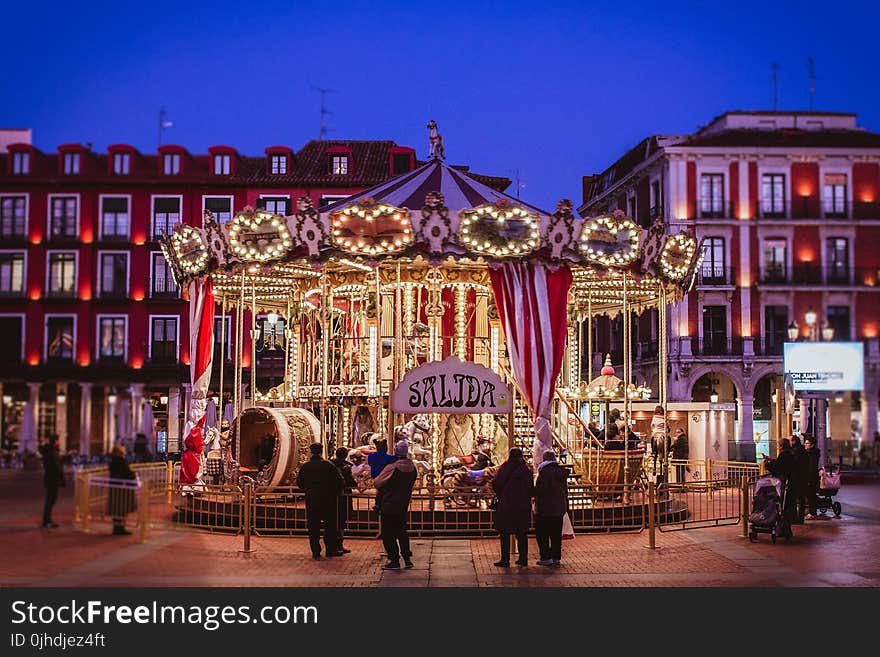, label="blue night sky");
[3,0,879,210]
